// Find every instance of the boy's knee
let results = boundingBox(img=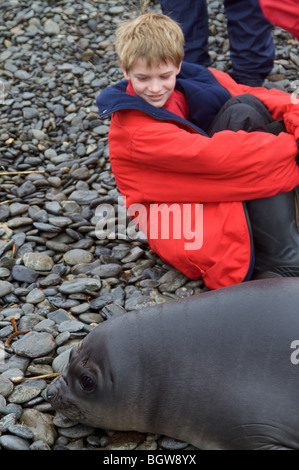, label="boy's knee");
[225,94,265,109]
[225,103,268,132]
